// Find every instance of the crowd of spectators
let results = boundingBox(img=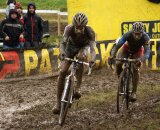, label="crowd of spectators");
[0,0,43,49]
